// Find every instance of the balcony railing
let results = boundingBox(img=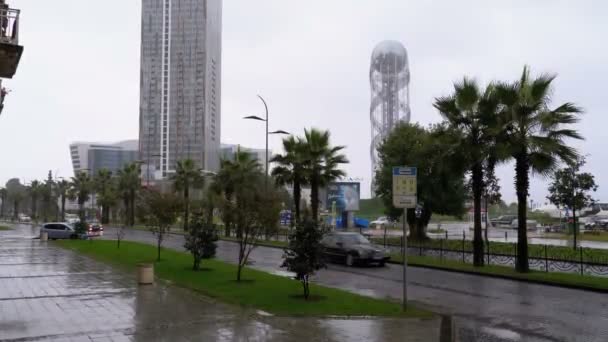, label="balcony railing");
[0,6,19,45]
